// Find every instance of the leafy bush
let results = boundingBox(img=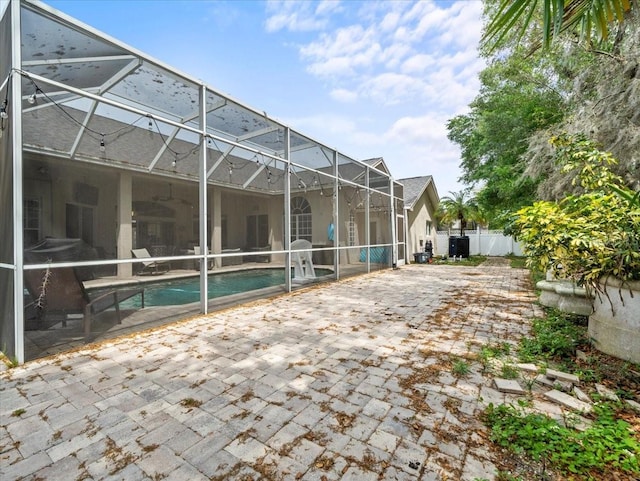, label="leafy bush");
[485,402,640,479]
[513,135,640,293]
[518,309,588,362]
